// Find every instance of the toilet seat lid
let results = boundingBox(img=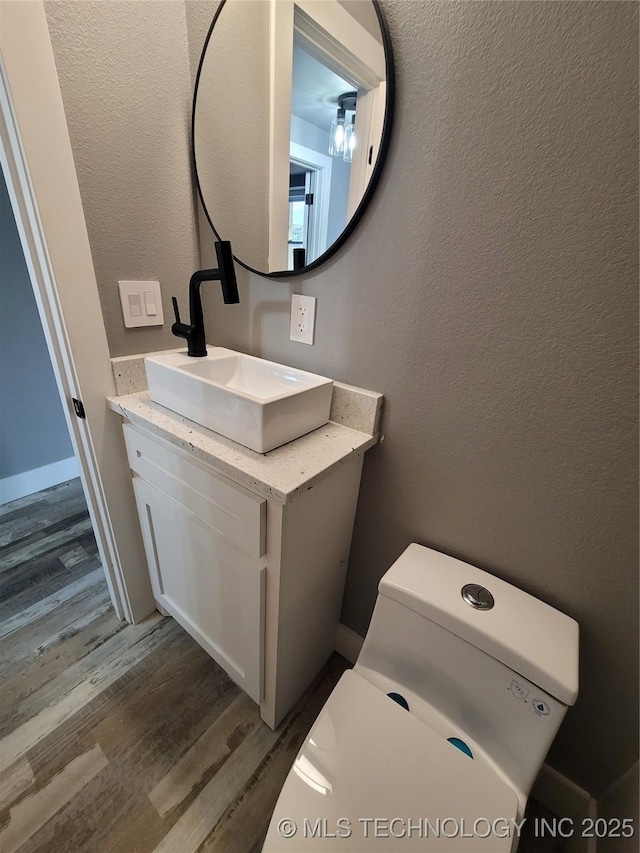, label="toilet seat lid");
[264,671,519,851]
